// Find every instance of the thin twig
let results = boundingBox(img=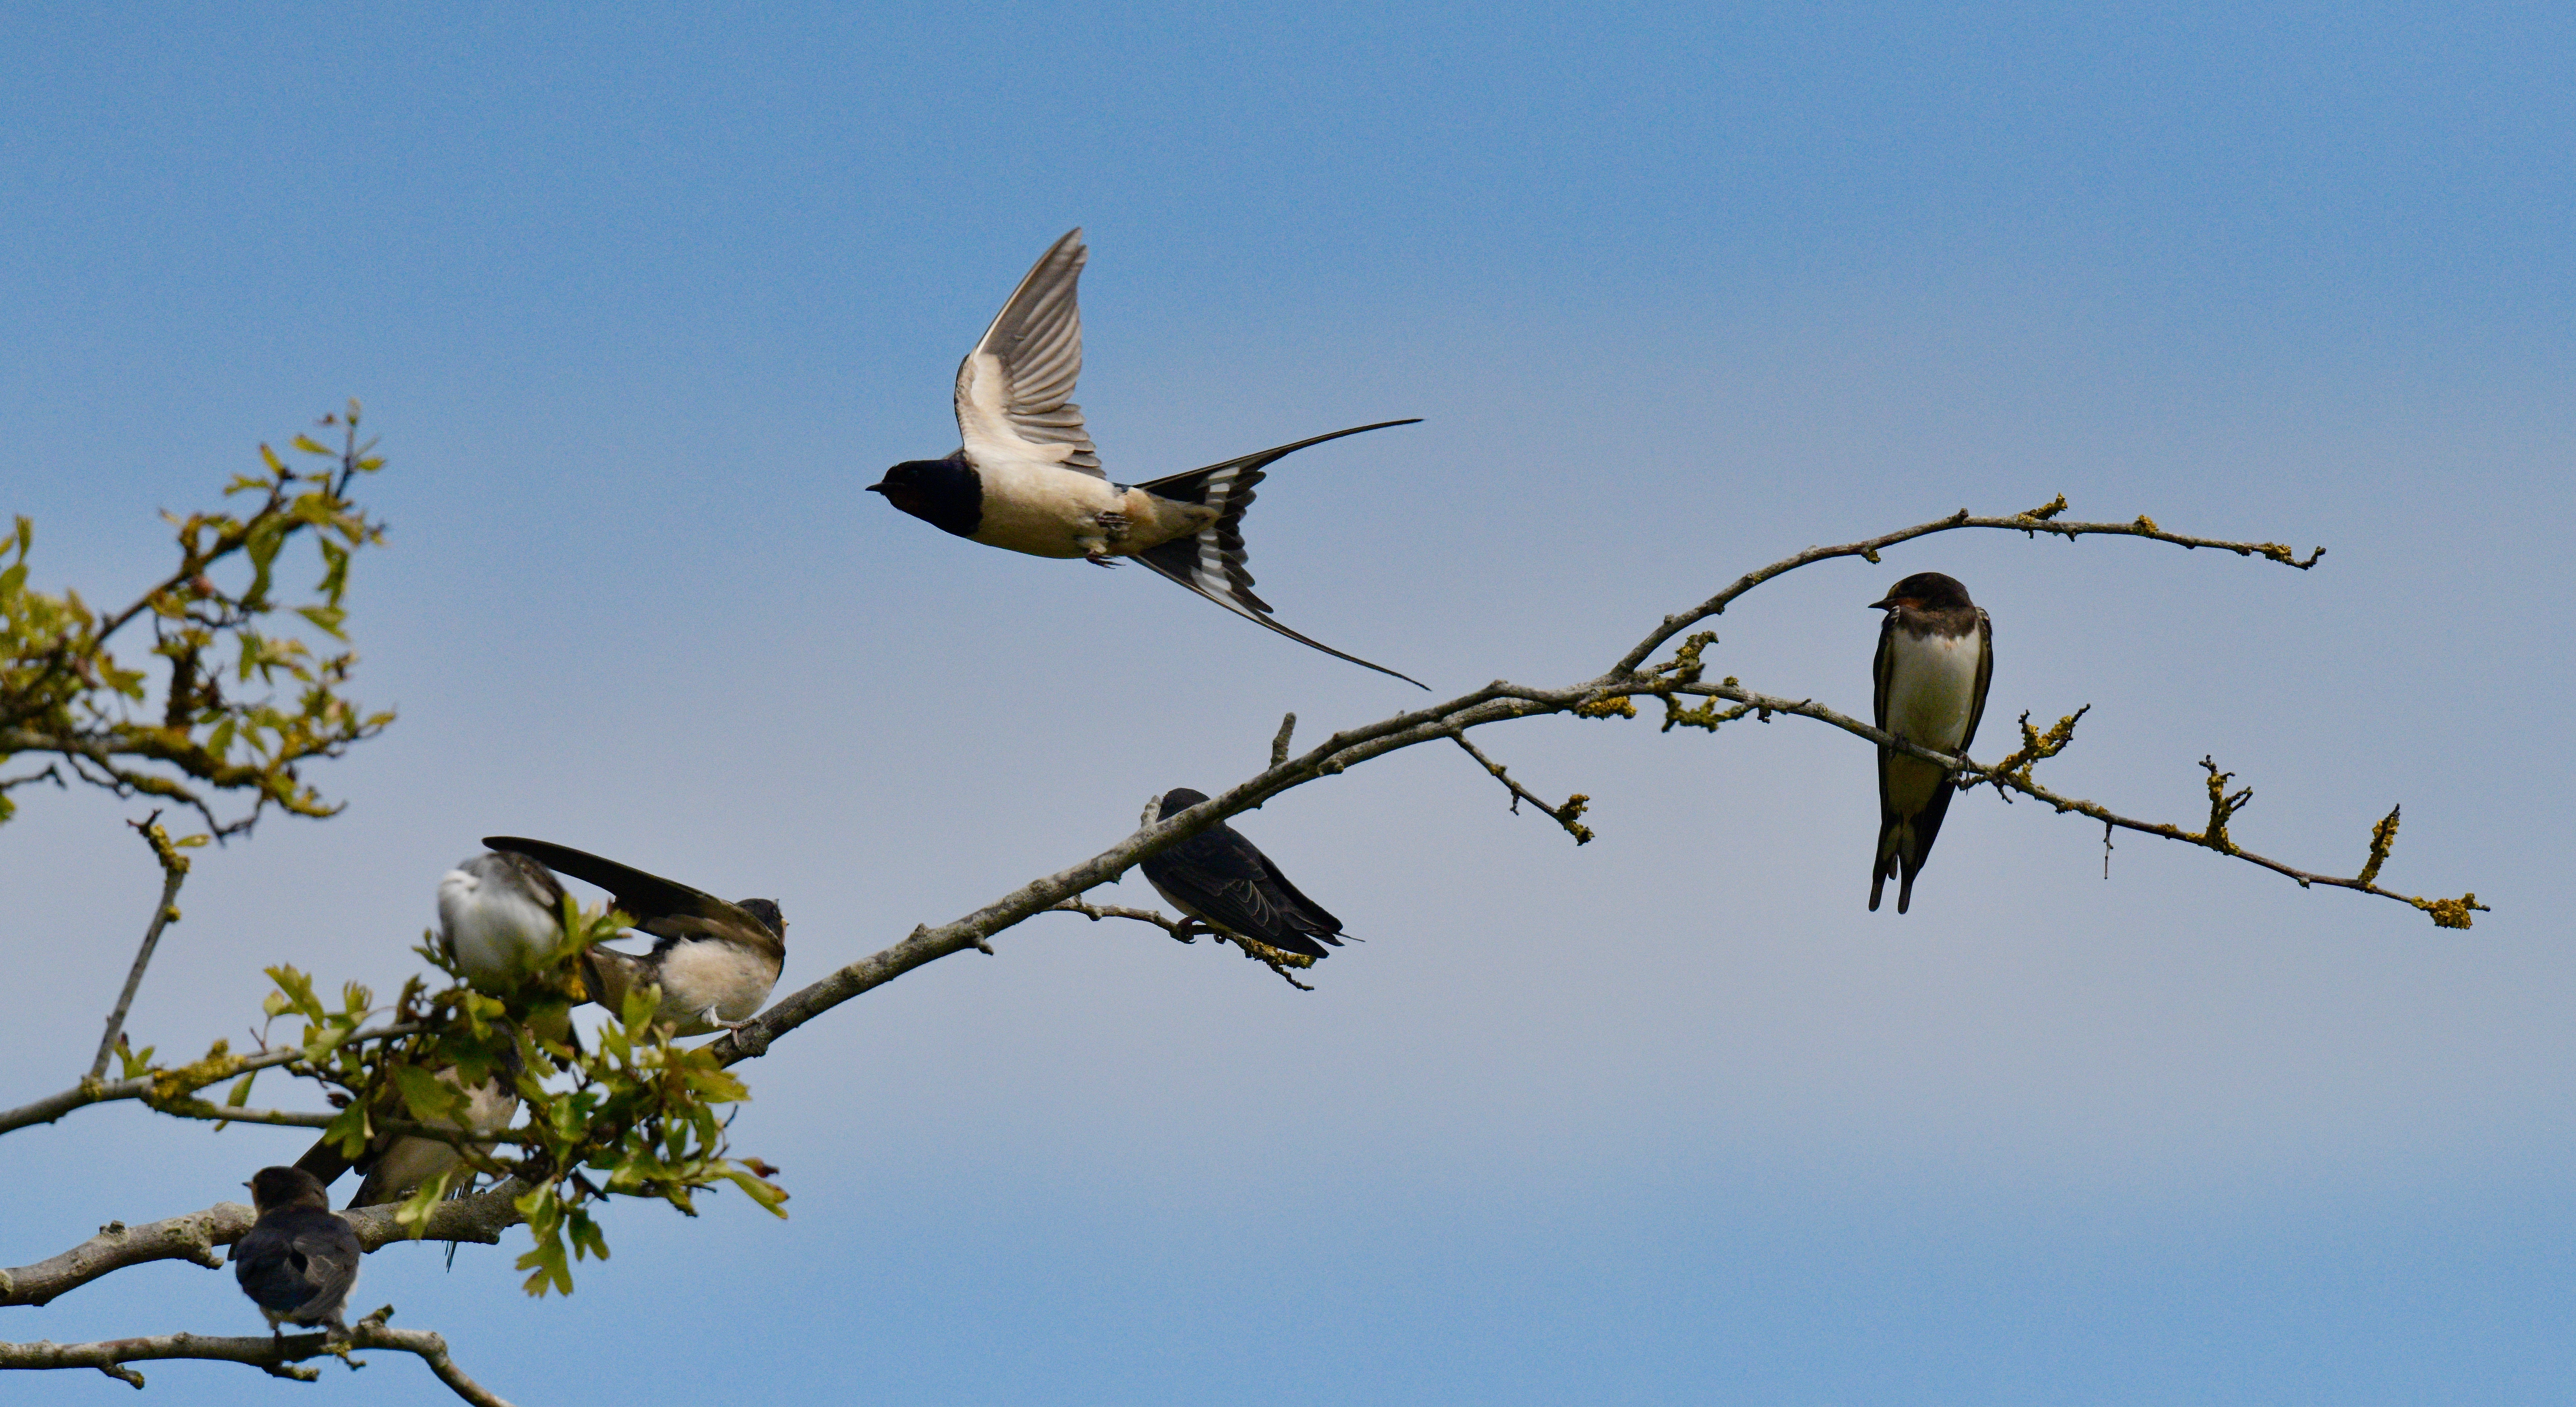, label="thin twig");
[1642,677,2485,924]
[1046,896,1318,990]
[1448,733,1593,844]
[1612,501,2322,676]
[90,813,194,1082]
